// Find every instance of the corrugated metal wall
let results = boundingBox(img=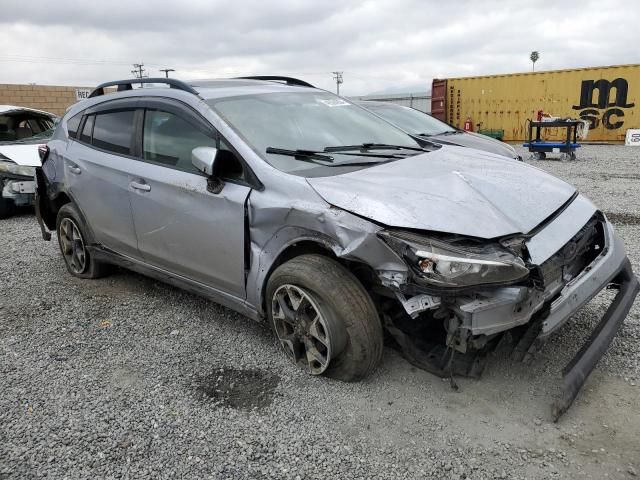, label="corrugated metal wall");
[433,64,640,142]
[351,93,431,113]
